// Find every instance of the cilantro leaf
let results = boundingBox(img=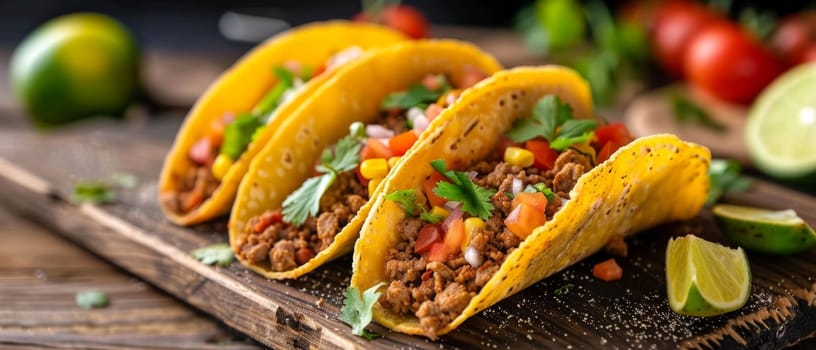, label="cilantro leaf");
[430,159,456,182]
[557,119,598,139]
[505,95,577,142]
[72,182,115,204]
[339,283,385,338]
[76,290,109,309]
[190,243,234,267]
[525,183,556,202]
[434,172,495,220]
[385,189,419,216]
[381,83,447,110]
[706,159,752,206]
[282,173,336,226]
[419,208,444,223]
[505,118,545,143]
[317,134,363,173]
[550,131,594,151]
